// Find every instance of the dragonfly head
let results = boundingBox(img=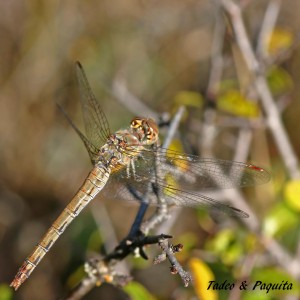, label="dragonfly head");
[130,117,159,145]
